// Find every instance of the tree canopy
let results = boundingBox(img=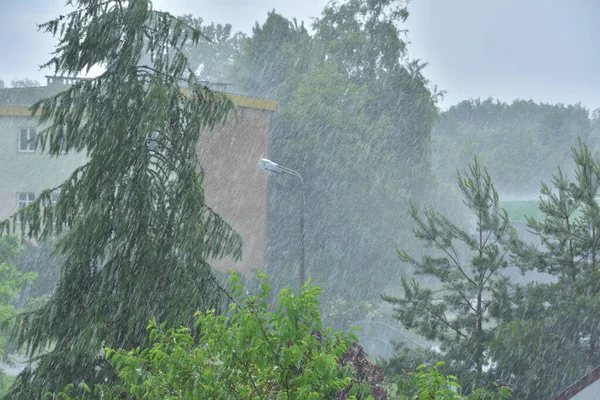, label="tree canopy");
[227,1,441,323]
[383,159,517,392]
[433,98,592,195]
[490,142,600,399]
